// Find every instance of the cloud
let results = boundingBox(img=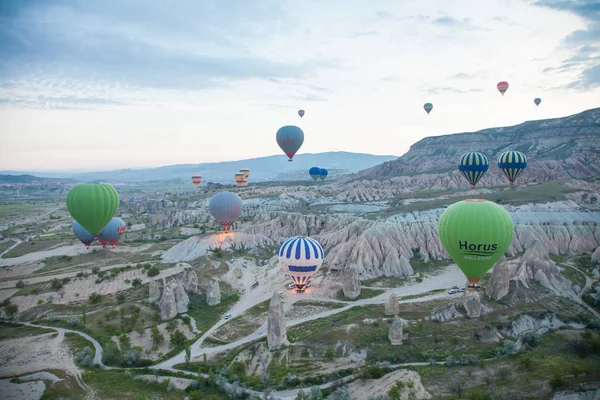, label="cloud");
[421,86,483,95]
[374,11,430,21]
[448,72,476,80]
[431,16,487,31]
[0,0,338,108]
[533,0,600,89]
[351,30,380,36]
